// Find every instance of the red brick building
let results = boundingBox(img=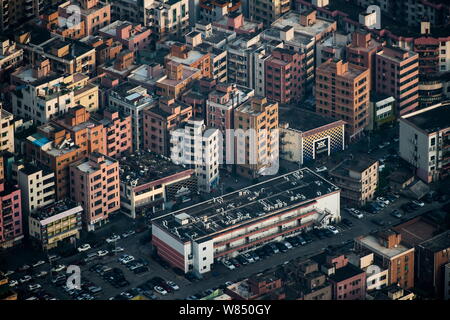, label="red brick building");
[265,48,306,104]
